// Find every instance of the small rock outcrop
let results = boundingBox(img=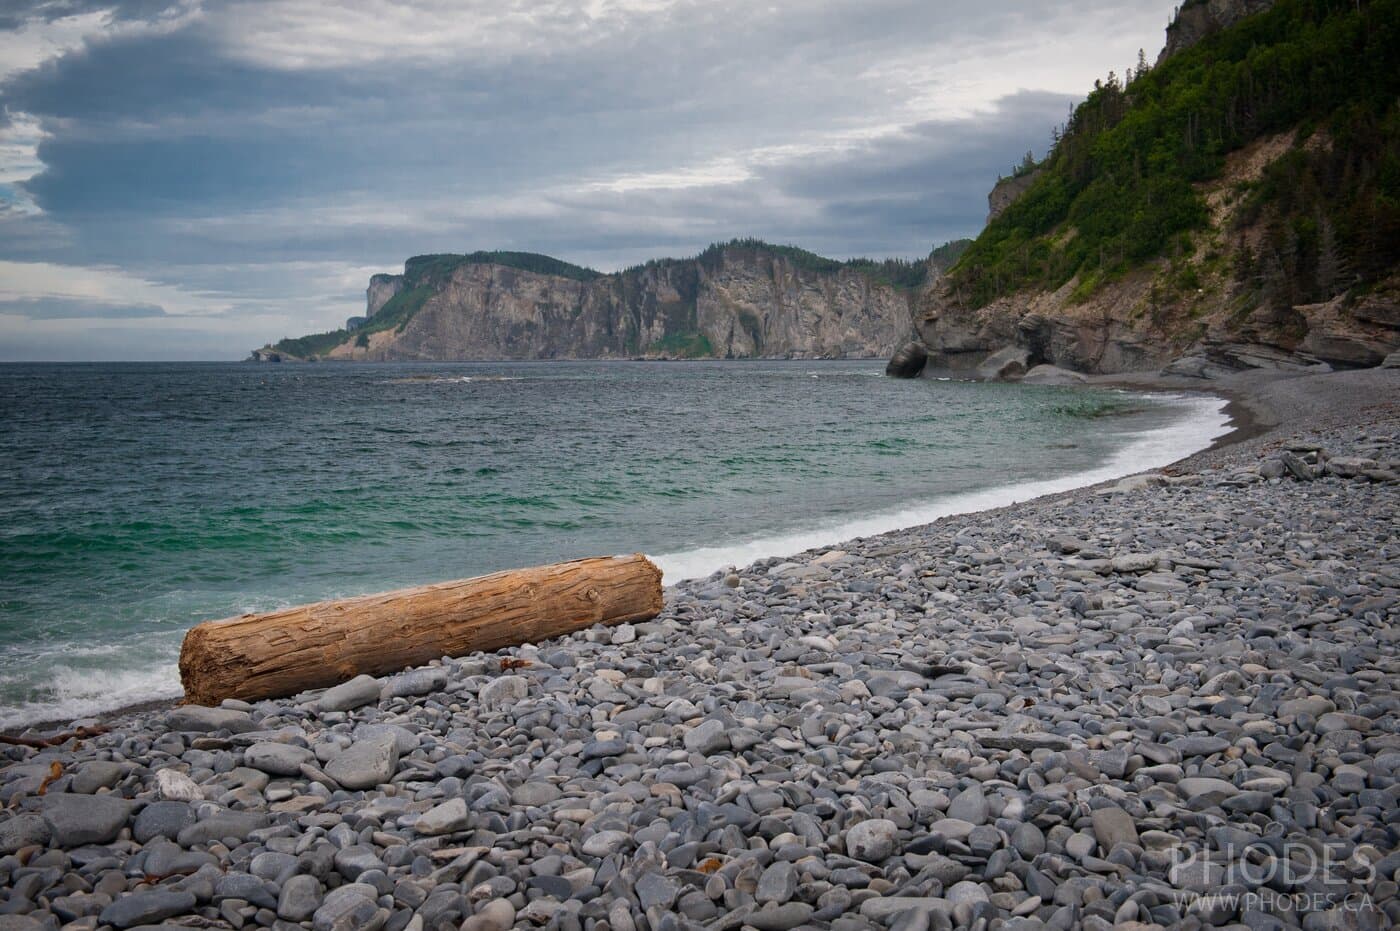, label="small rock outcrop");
[884,341,928,378]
